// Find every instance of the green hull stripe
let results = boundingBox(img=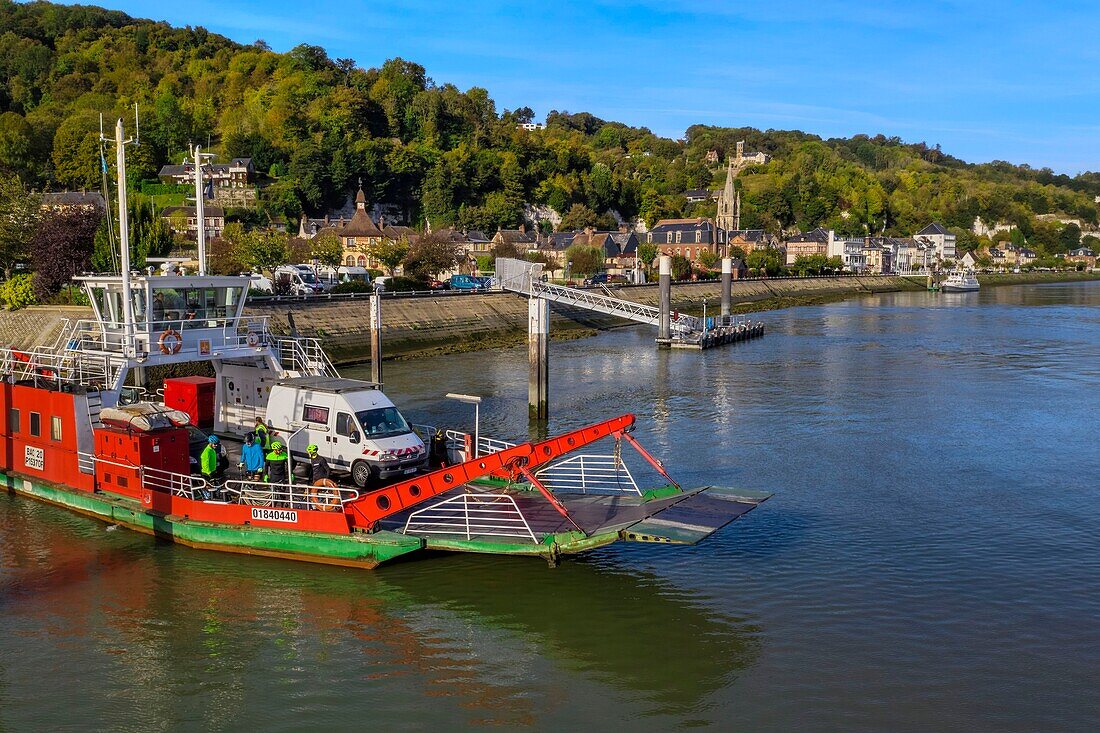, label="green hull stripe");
[2,473,423,568]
